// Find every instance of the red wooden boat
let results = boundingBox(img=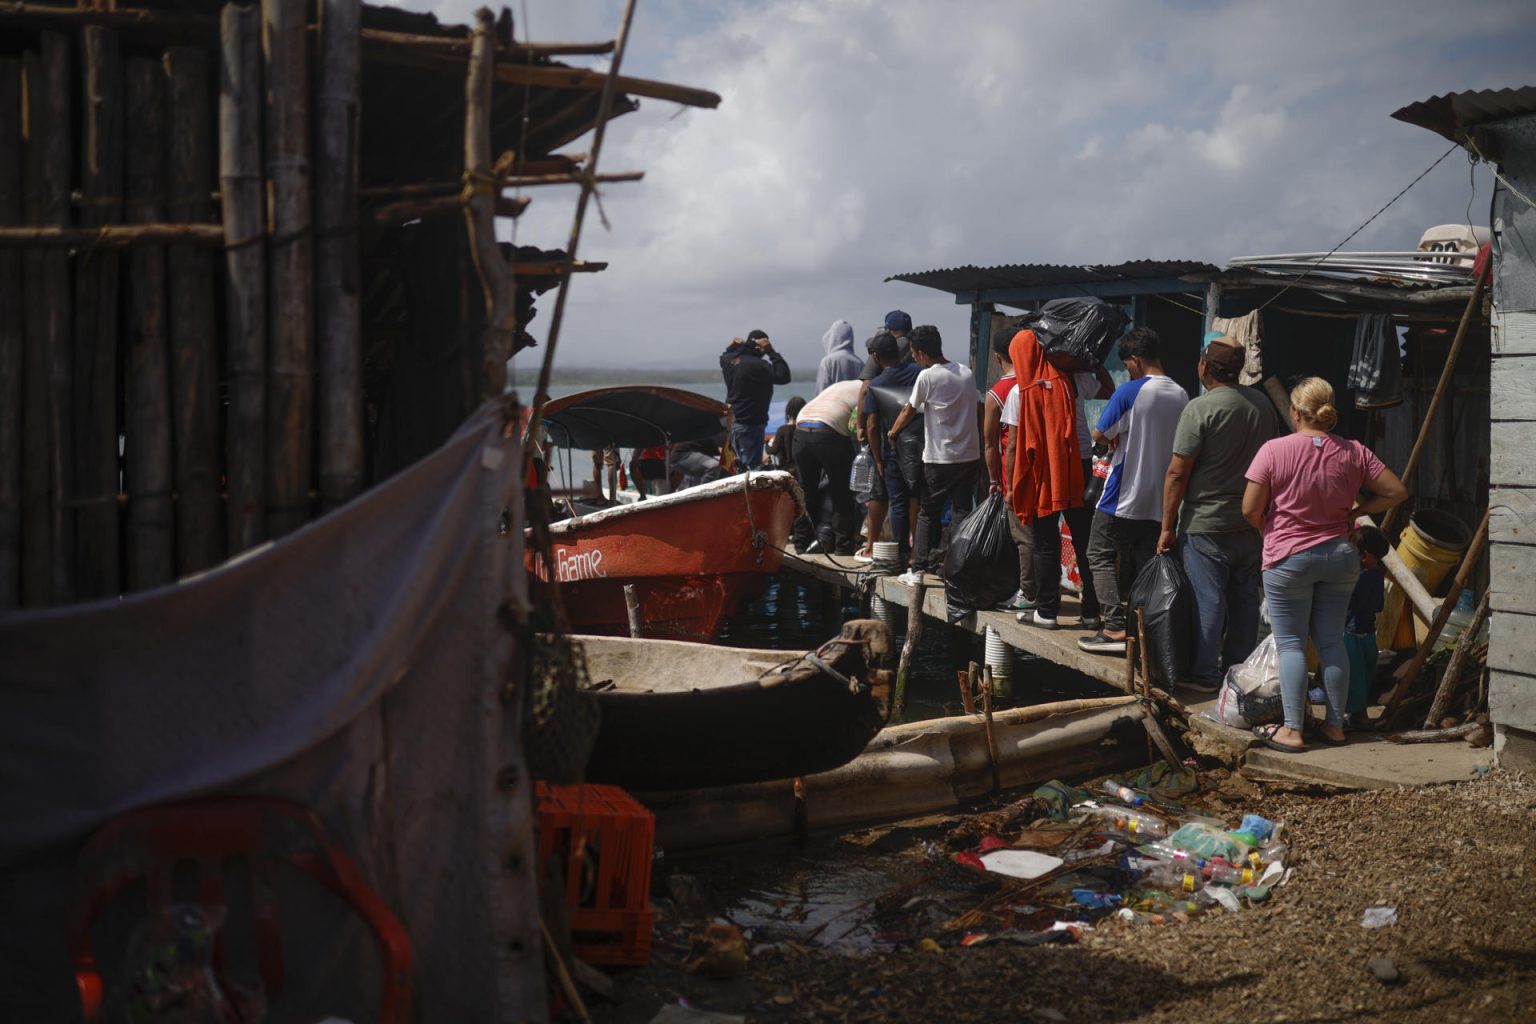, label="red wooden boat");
[530,386,803,639]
